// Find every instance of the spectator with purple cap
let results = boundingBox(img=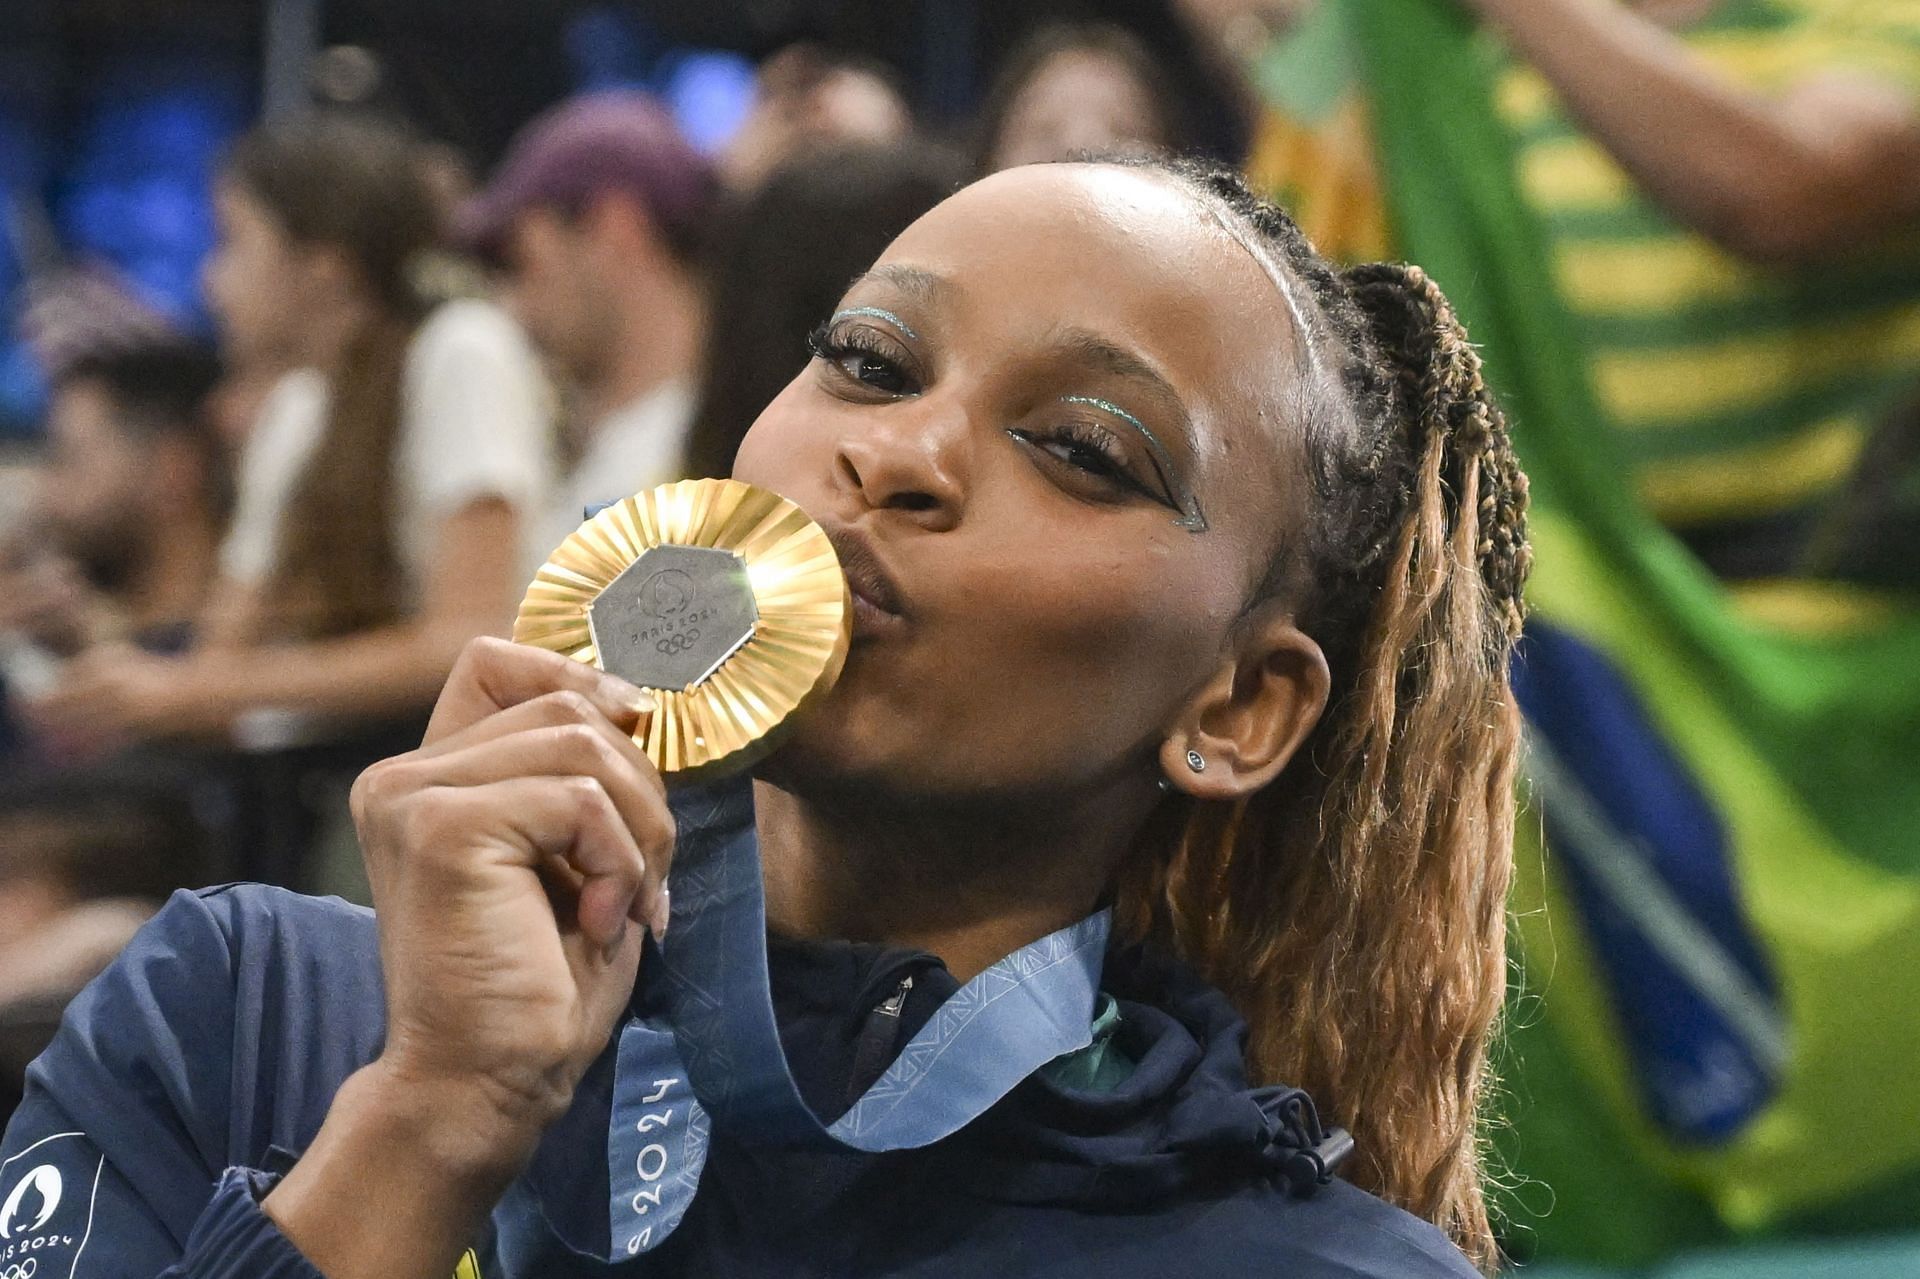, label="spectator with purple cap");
[461,93,716,554]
